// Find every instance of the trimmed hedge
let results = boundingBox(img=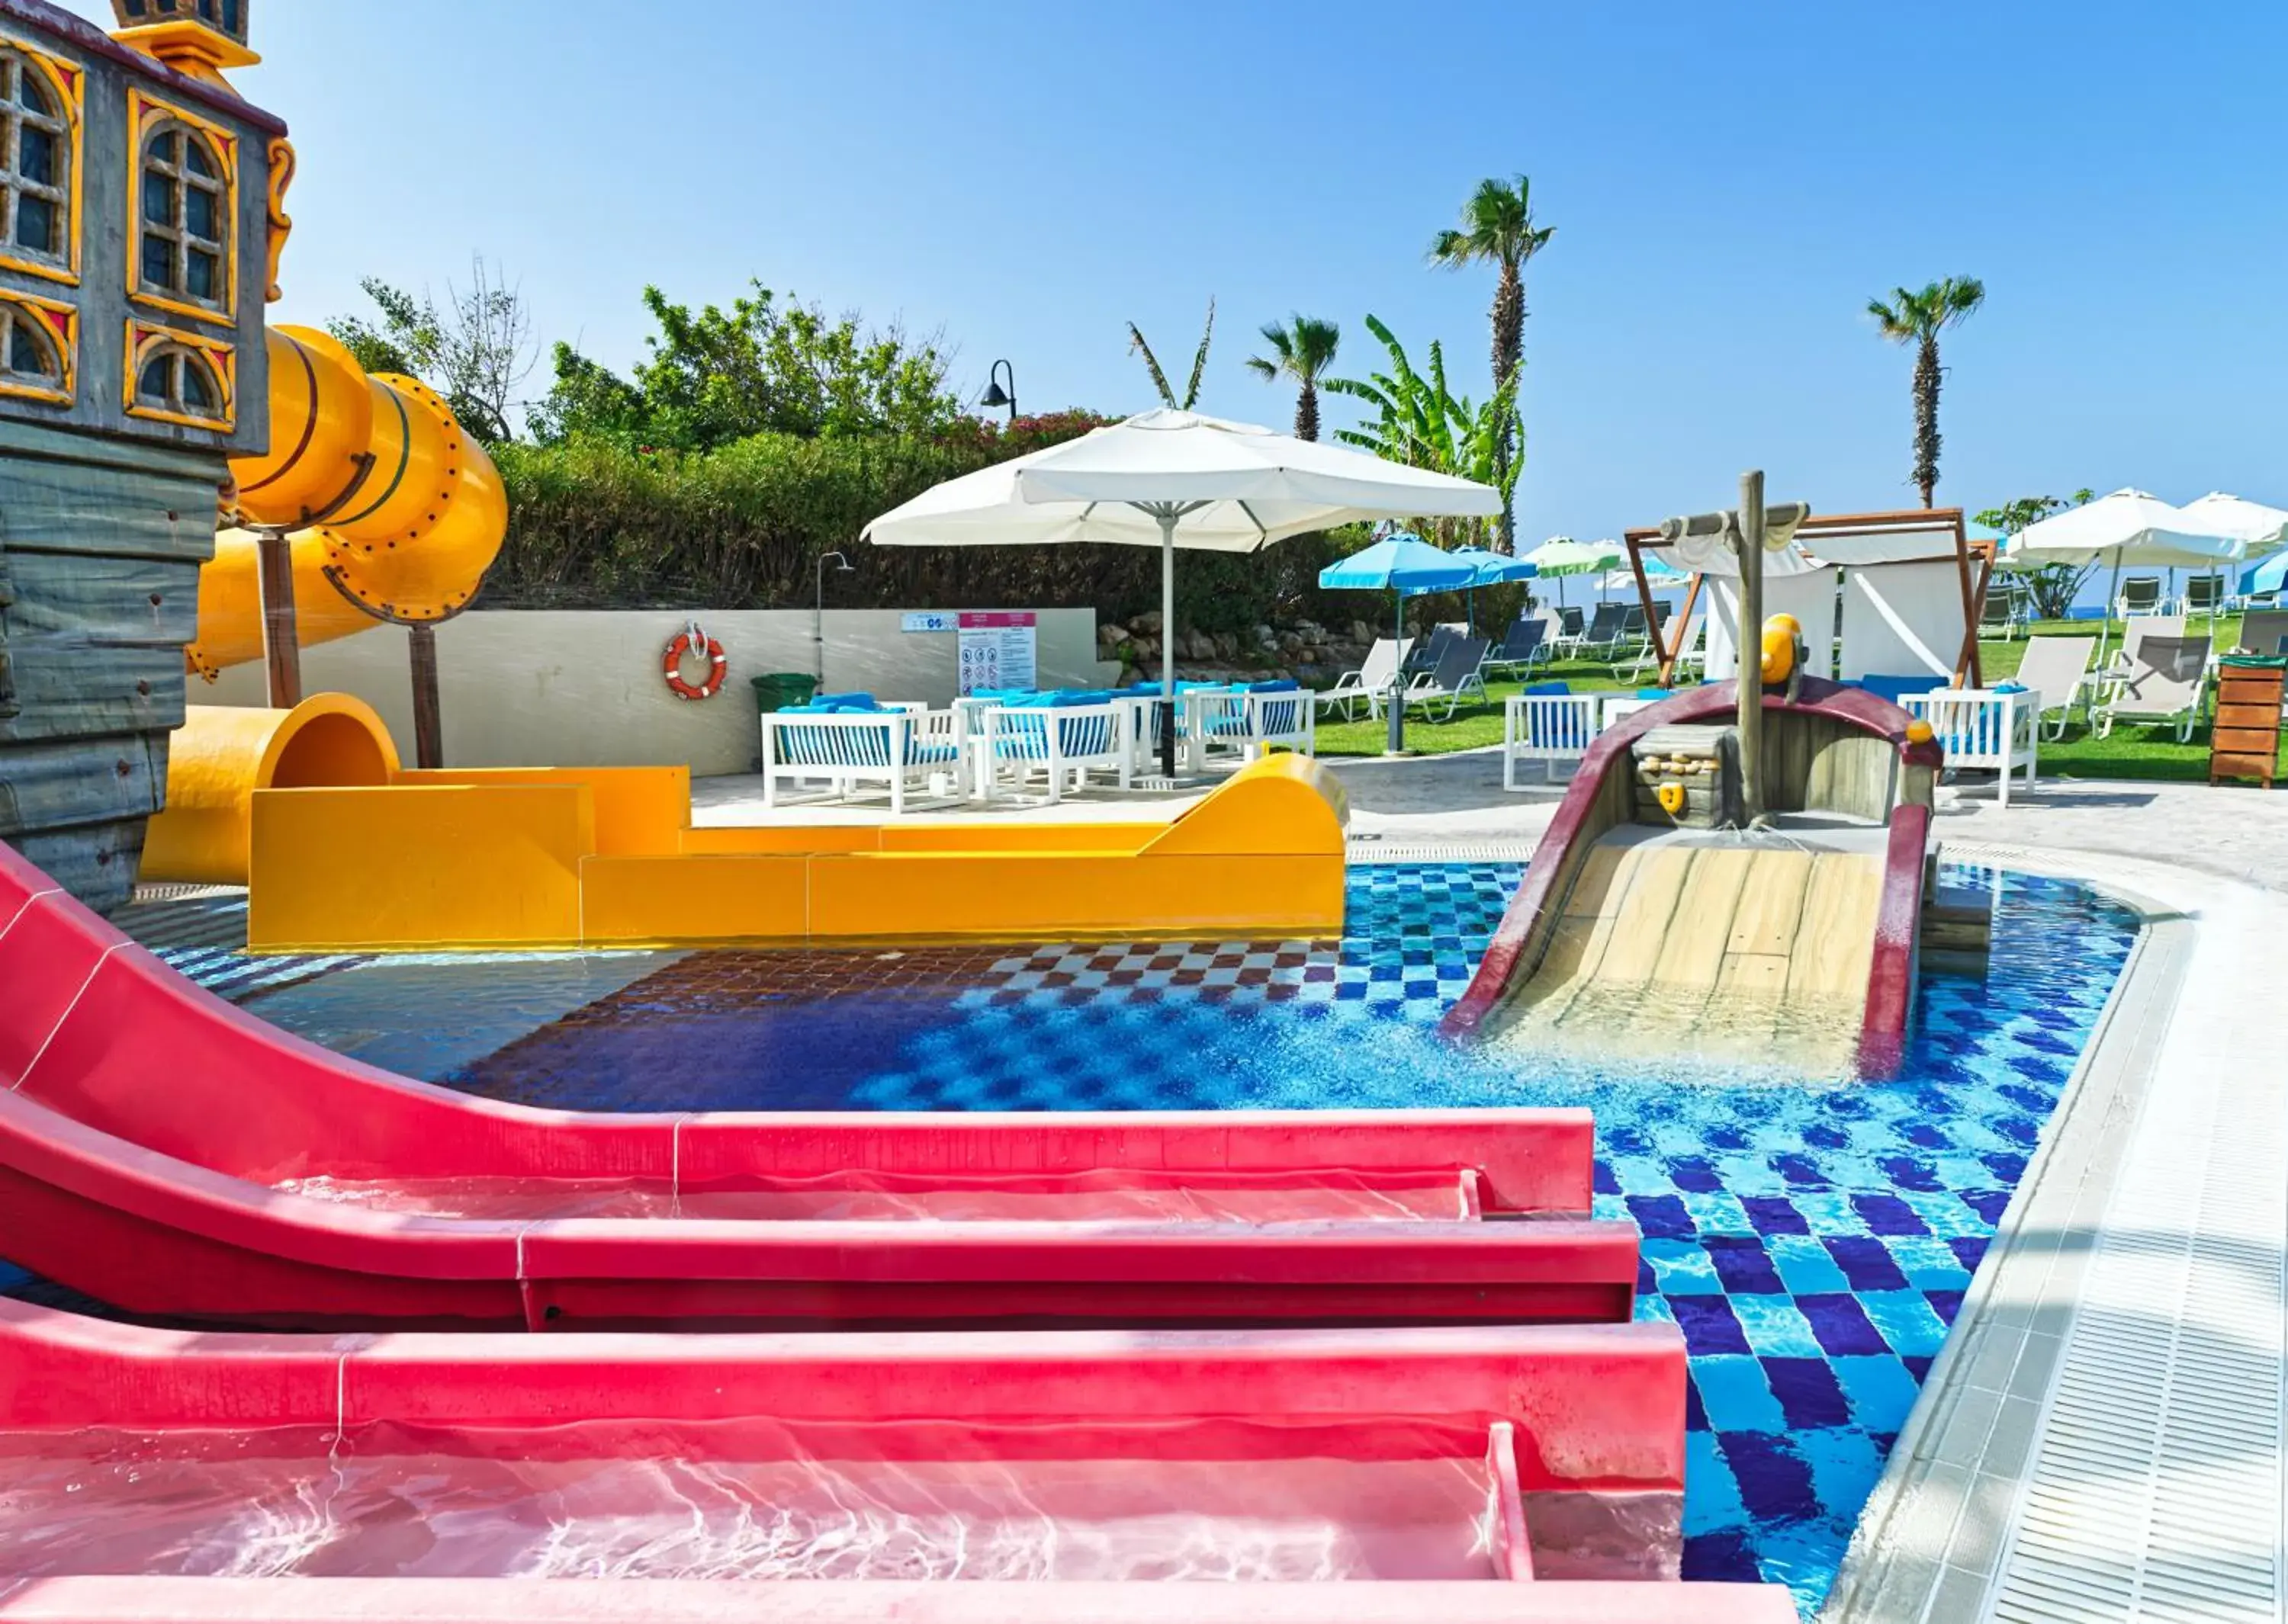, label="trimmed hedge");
[486,426,1373,634]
